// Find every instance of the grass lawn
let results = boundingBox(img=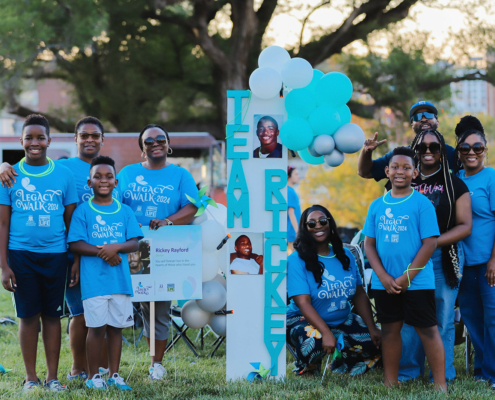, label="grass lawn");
[0,291,493,399]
